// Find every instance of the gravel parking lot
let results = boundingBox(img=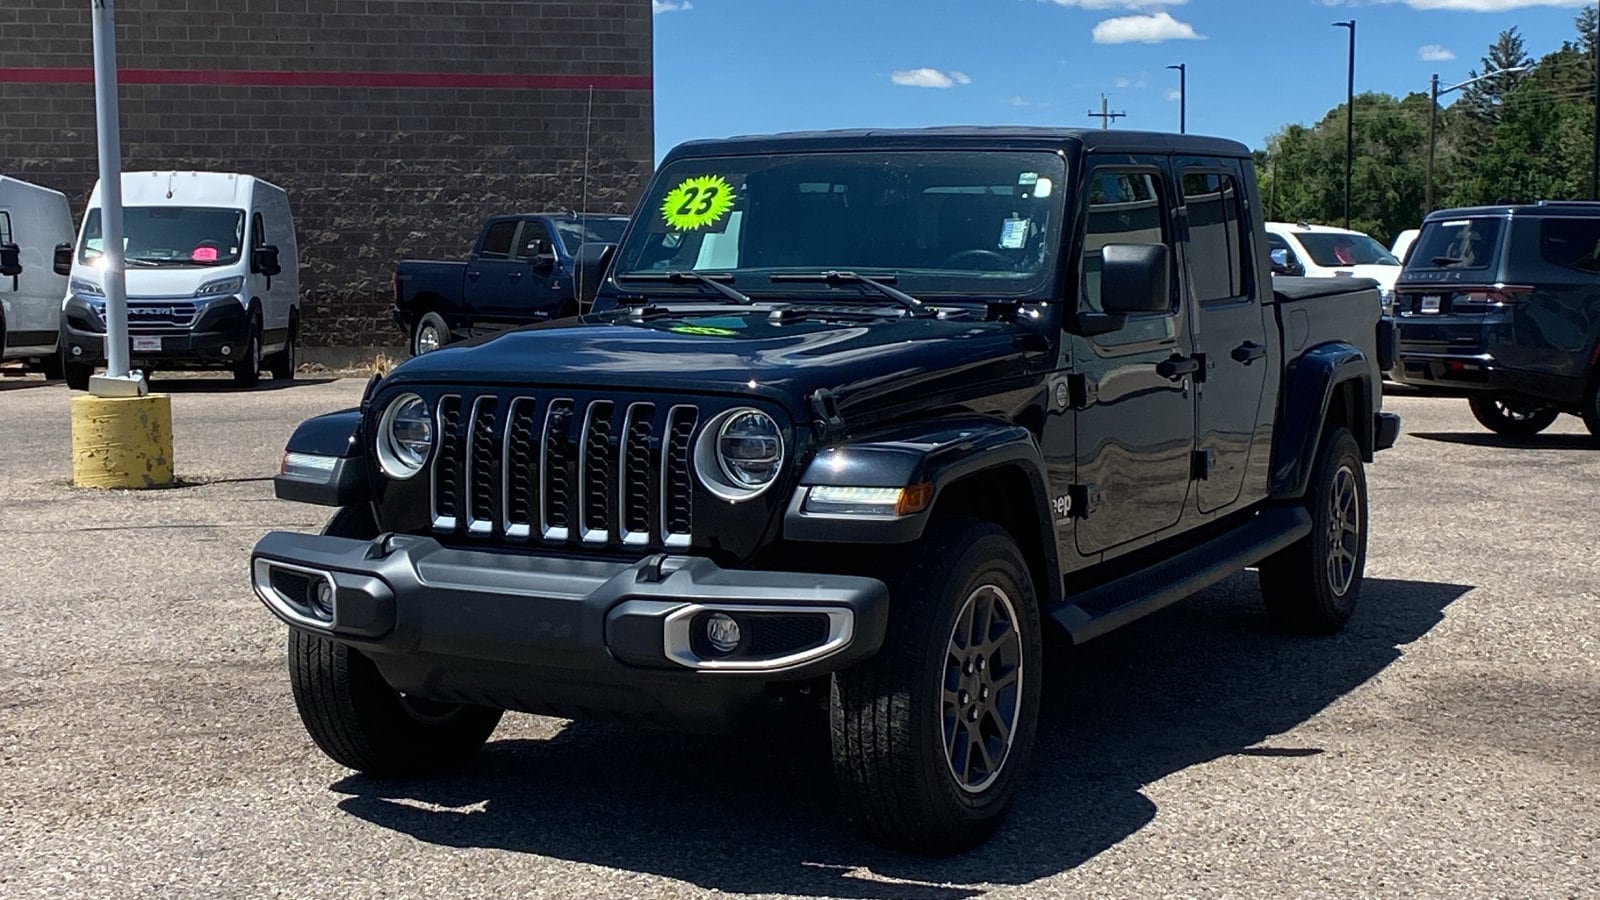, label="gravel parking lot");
[1,374,1596,899]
